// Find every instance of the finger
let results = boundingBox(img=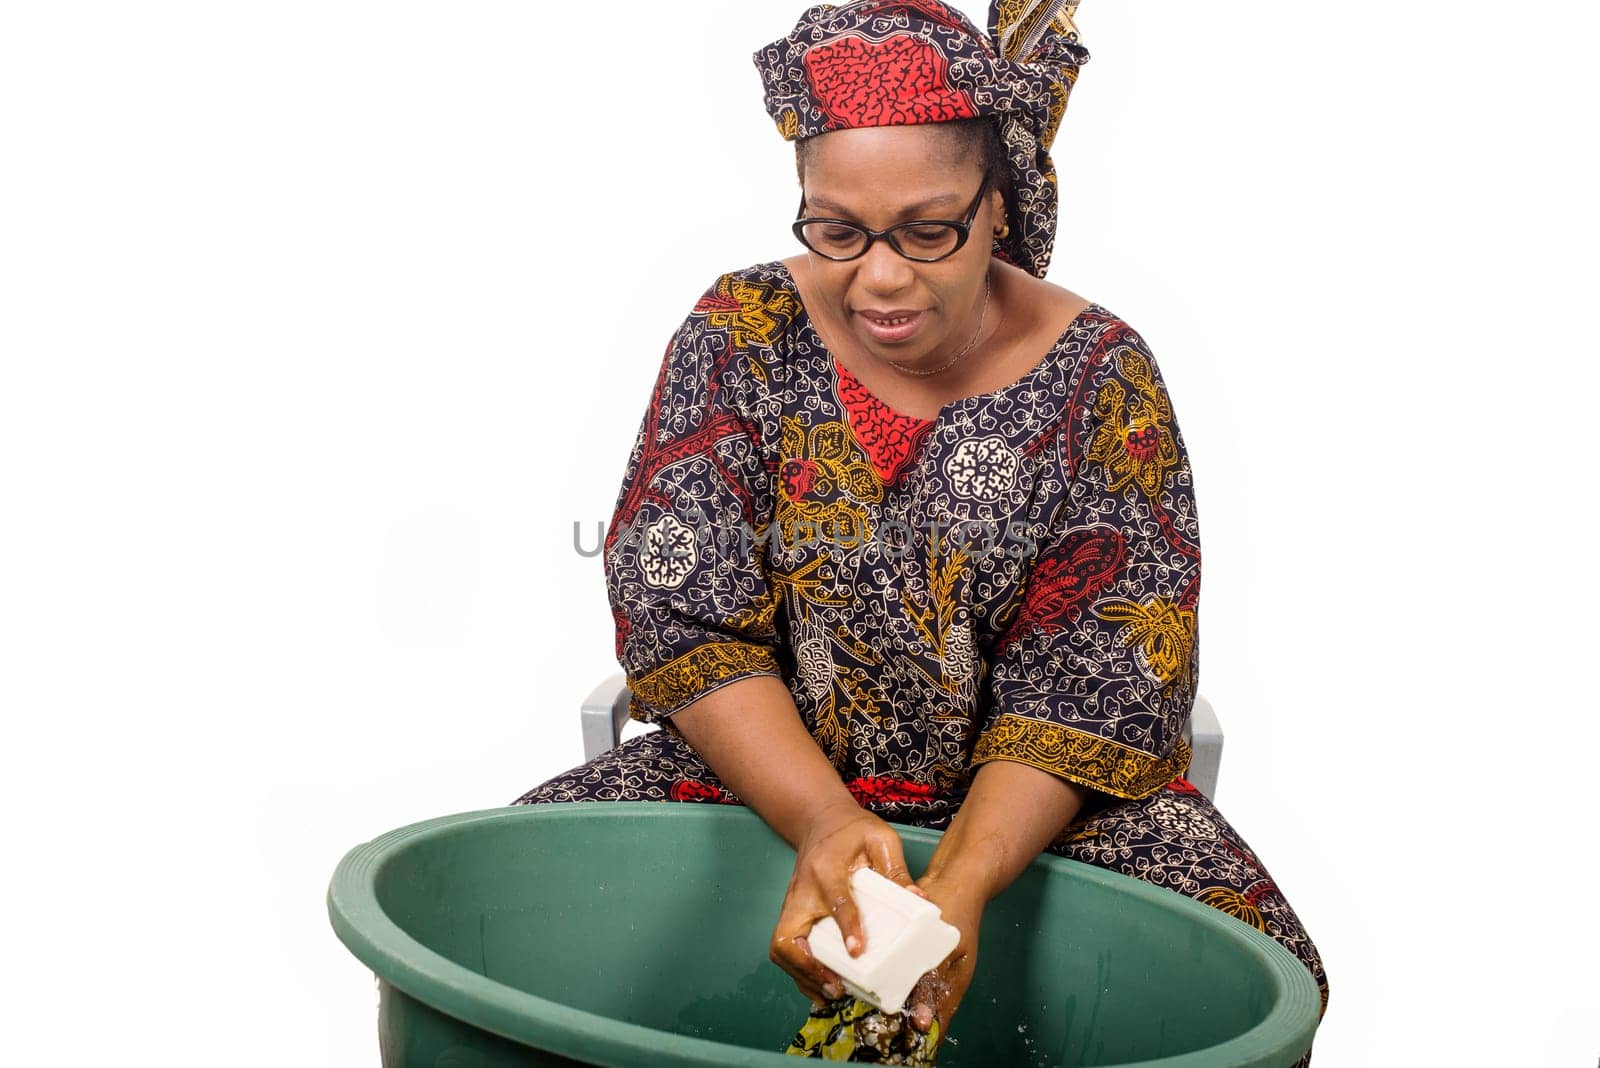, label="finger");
[870,835,933,900]
[909,984,933,1031]
[906,973,928,1030]
[907,970,947,1033]
[828,884,867,957]
[796,936,848,999]
[770,933,822,1002]
[772,929,843,1004]
[868,834,916,891]
[820,858,870,957]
